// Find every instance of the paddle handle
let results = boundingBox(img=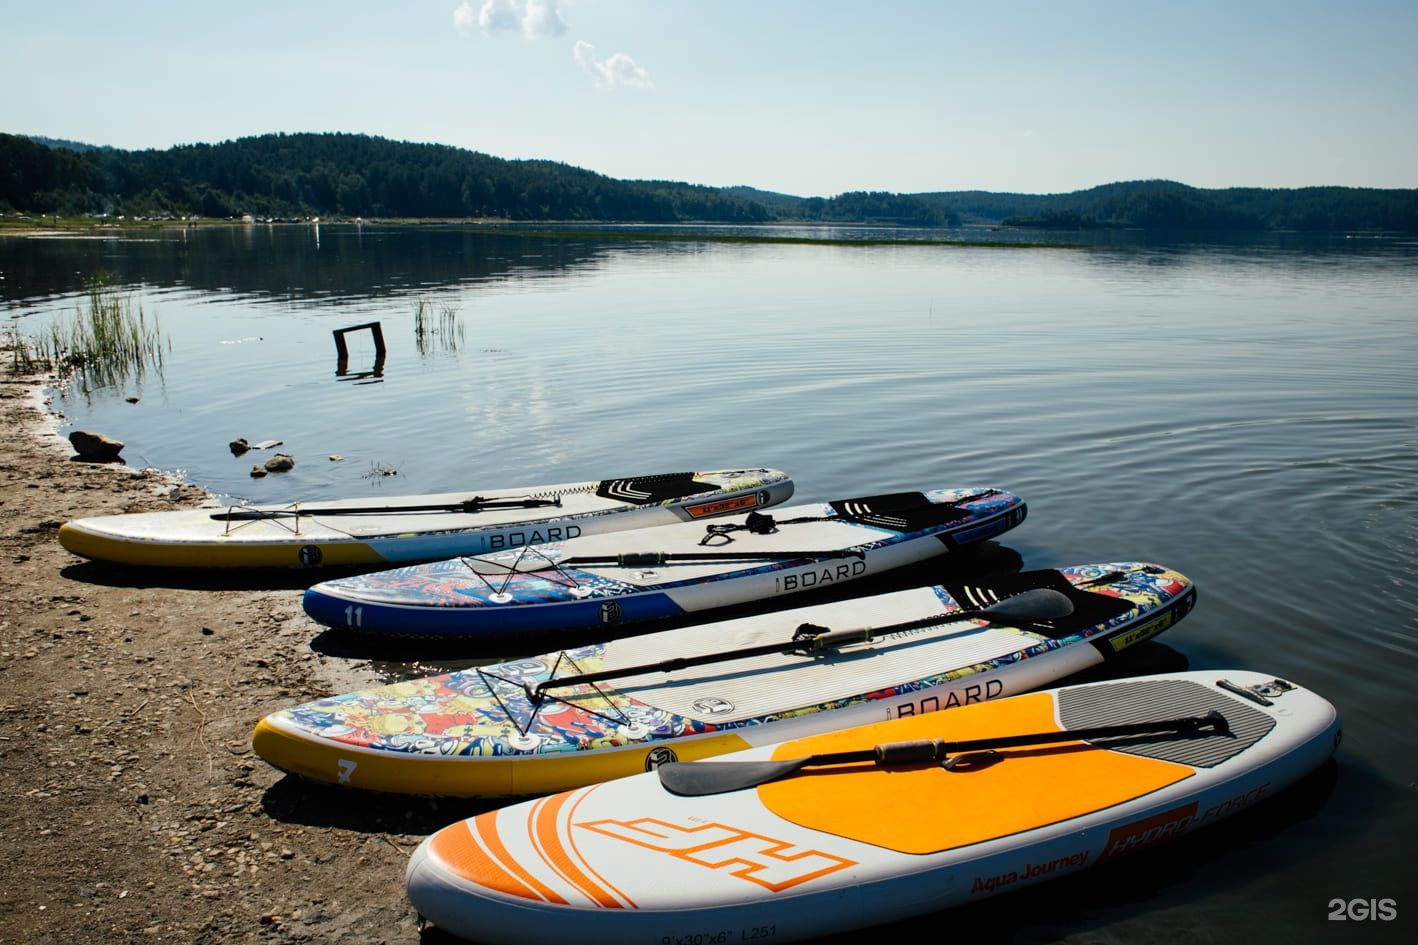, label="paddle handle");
[800,739,941,769]
[874,740,944,766]
[807,627,875,650]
